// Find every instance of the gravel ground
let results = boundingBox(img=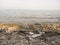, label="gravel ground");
[0,30,60,45]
